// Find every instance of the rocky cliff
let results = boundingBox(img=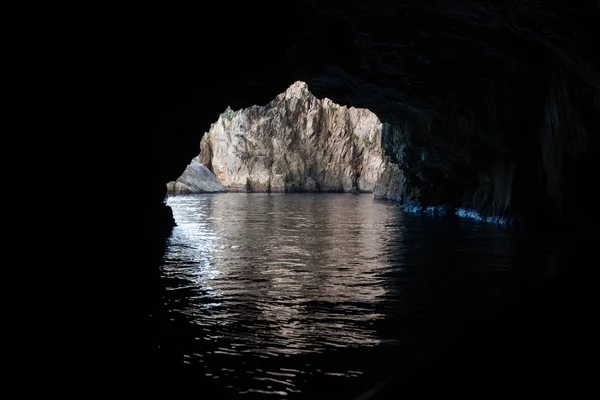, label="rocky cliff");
[179,81,387,193]
[166,158,224,194]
